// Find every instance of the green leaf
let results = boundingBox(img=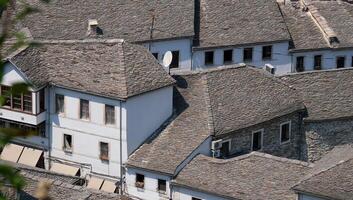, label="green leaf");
[0,165,25,190]
[16,5,40,20]
[10,32,28,51]
[10,82,29,95]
